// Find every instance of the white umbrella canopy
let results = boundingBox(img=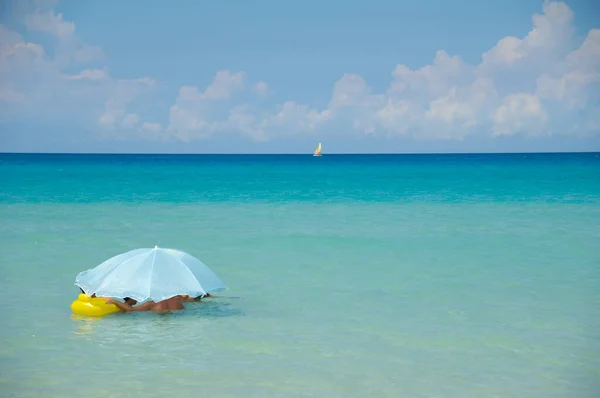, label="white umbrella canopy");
[75,246,226,302]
